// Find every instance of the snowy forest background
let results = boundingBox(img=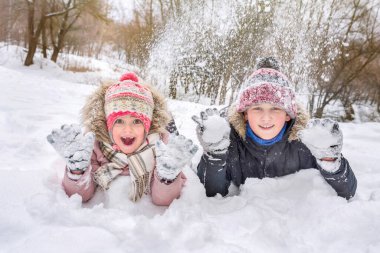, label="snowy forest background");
[1,0,380,122]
